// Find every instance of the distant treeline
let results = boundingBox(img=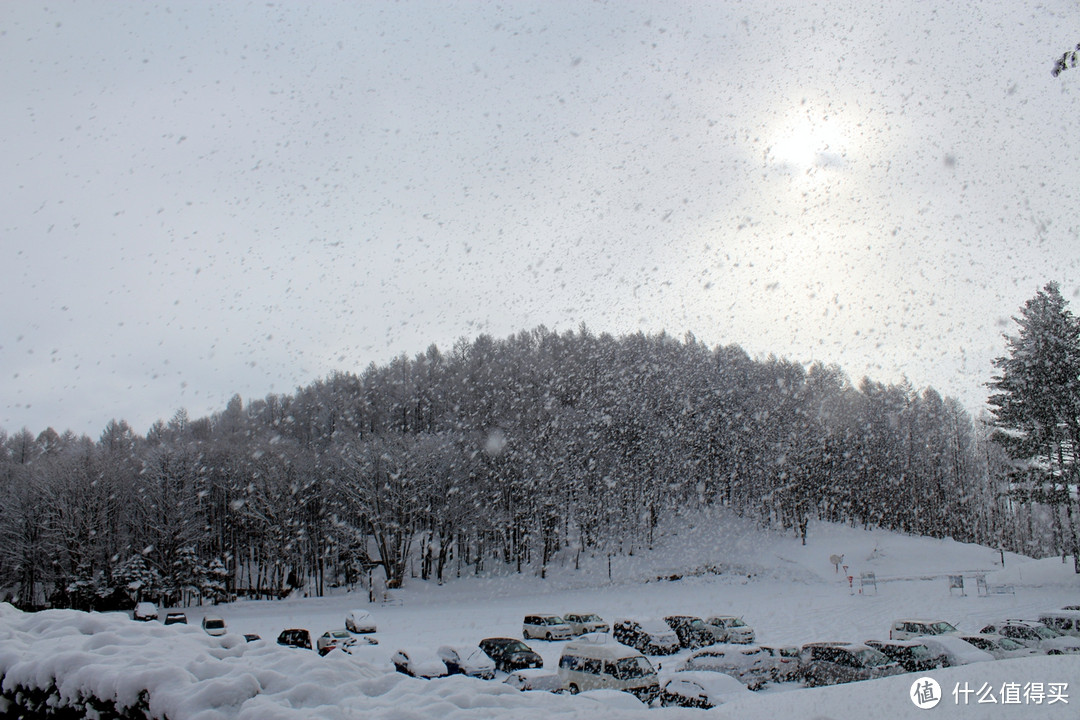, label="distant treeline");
[0,327,1036,609]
